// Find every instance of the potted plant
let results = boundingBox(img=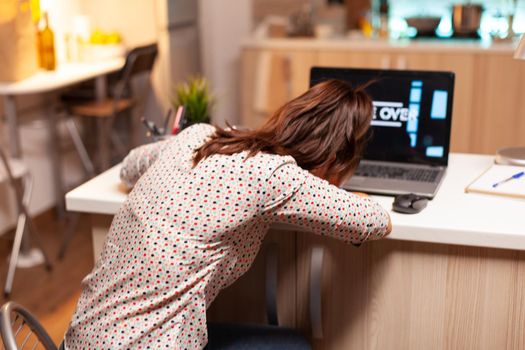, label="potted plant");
[172,77,214,129]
